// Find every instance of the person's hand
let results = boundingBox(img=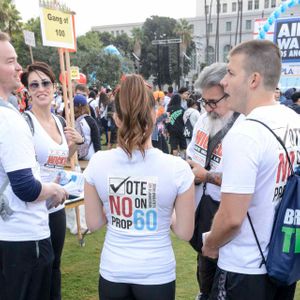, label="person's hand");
[47,183,68,209]
[202,232,219,259]
[187,159,208,184]
[64,126,83,146]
